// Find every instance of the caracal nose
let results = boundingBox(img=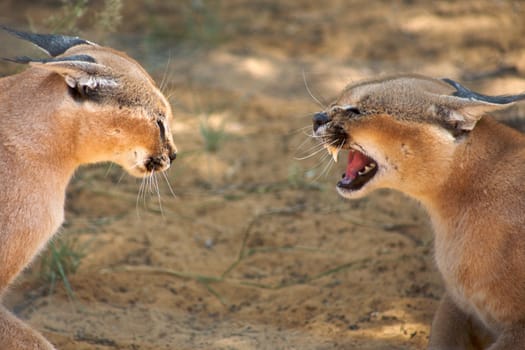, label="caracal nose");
[313,111,330,132]
[167,143,177,163]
